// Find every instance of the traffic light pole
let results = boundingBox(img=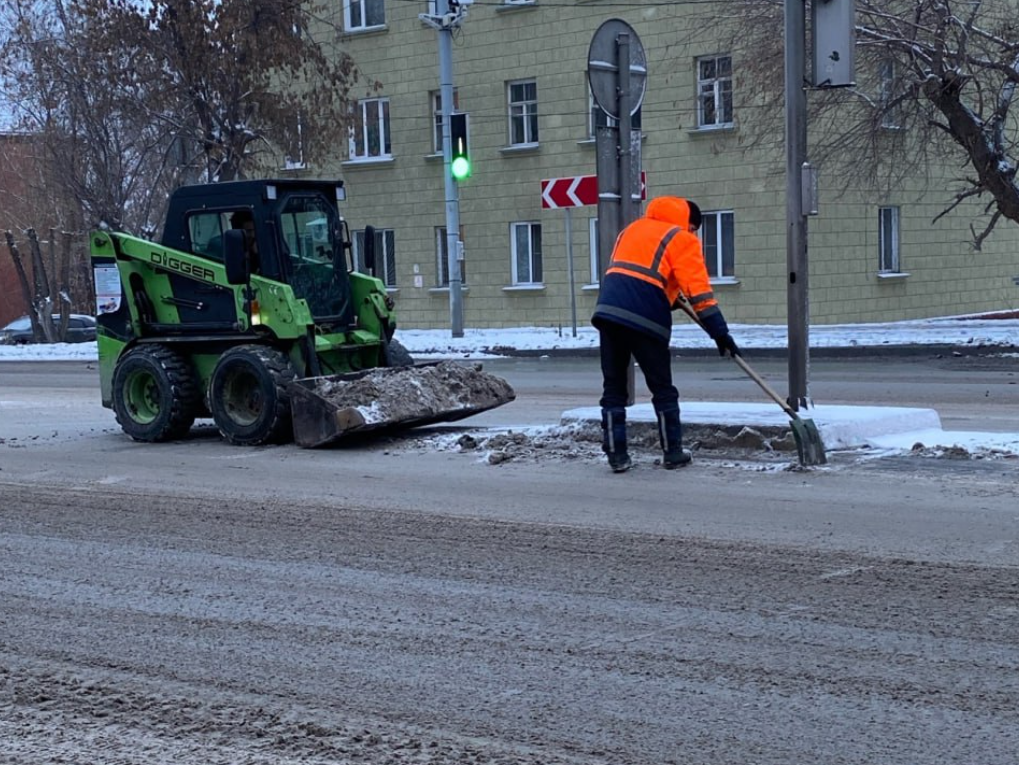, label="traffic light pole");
[785,0,810,411]
[438,0,464,337]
